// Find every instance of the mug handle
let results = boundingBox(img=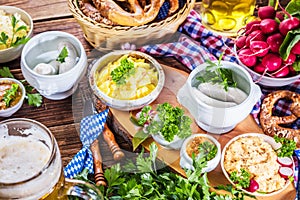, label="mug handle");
[63,178,104,200]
